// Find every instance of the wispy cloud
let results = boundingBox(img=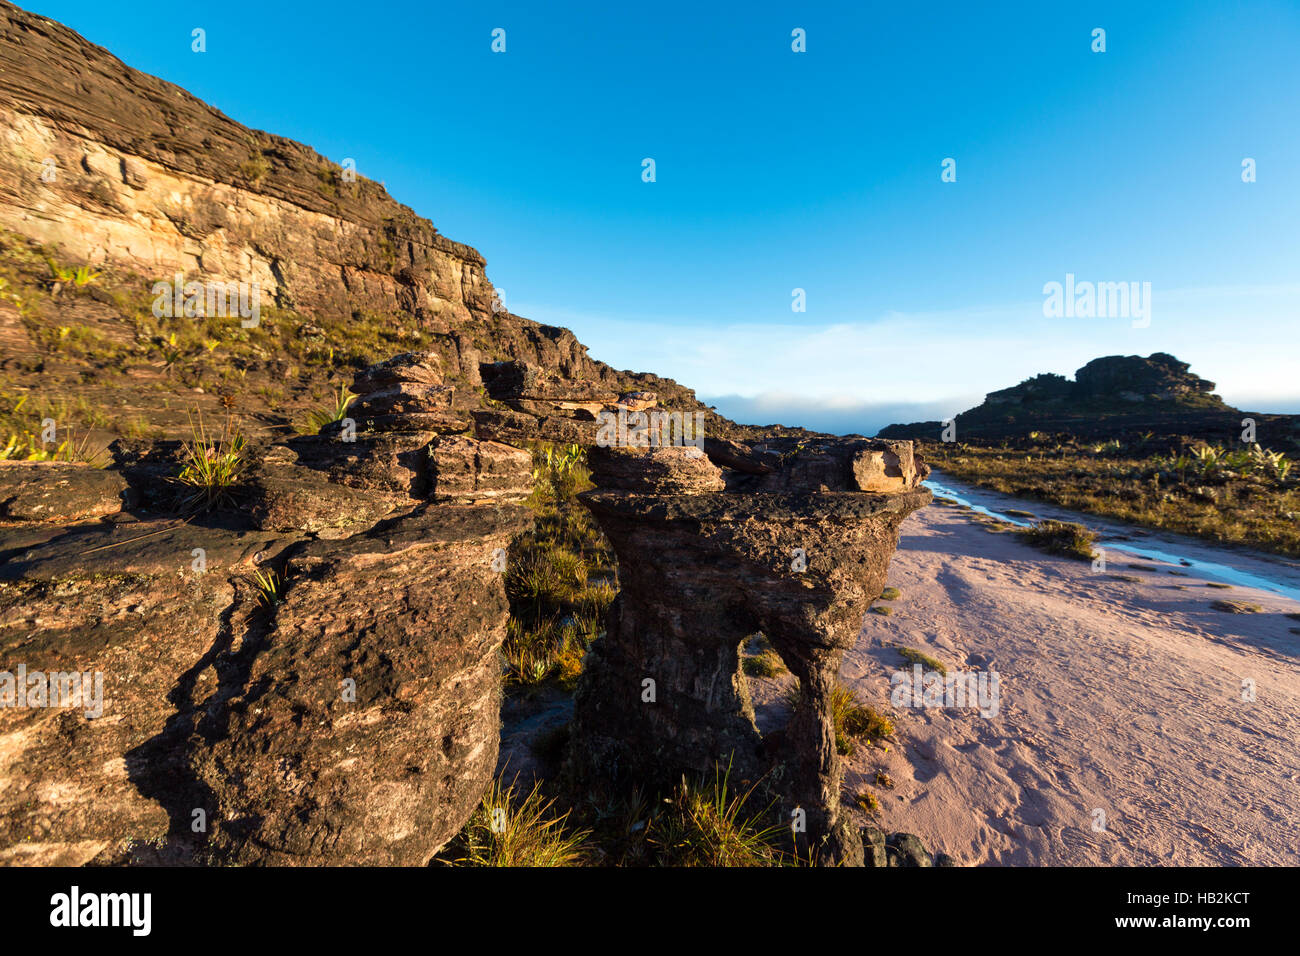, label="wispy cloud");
[515,285,1300,431]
